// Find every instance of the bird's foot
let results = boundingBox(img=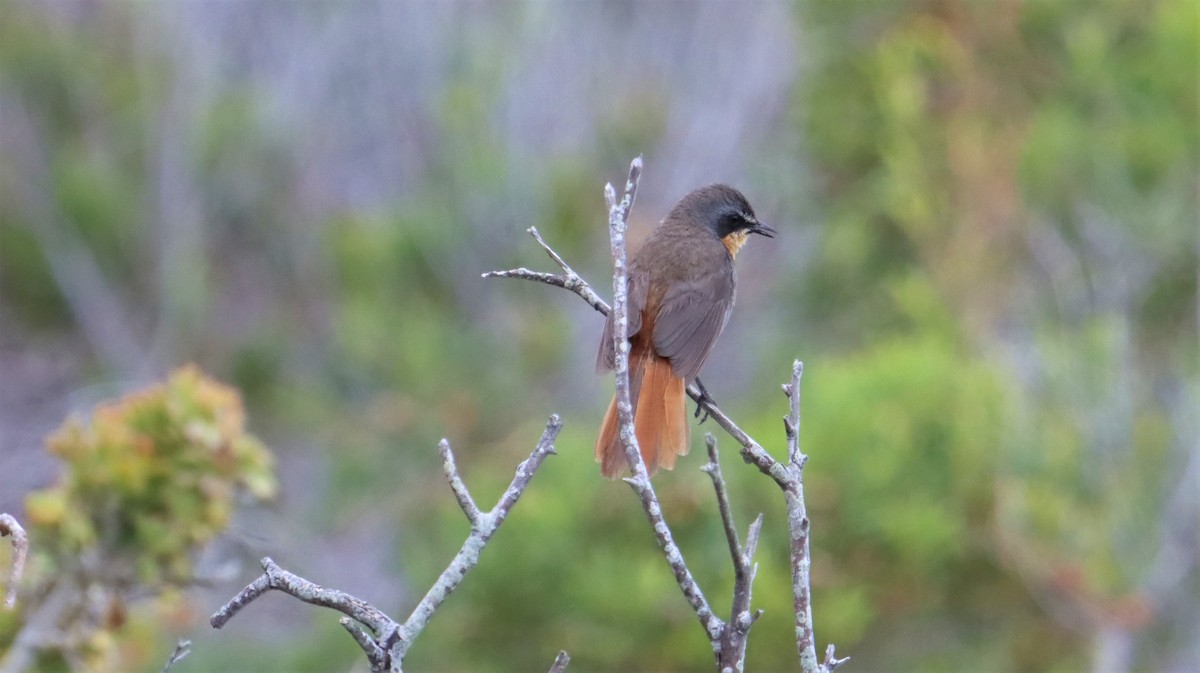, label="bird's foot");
[693,377,716,424]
